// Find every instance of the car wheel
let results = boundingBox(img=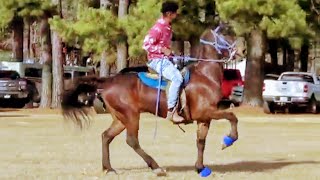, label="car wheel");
[263,101,275,114]
[12,99,27,108]
[308,97,318,114]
